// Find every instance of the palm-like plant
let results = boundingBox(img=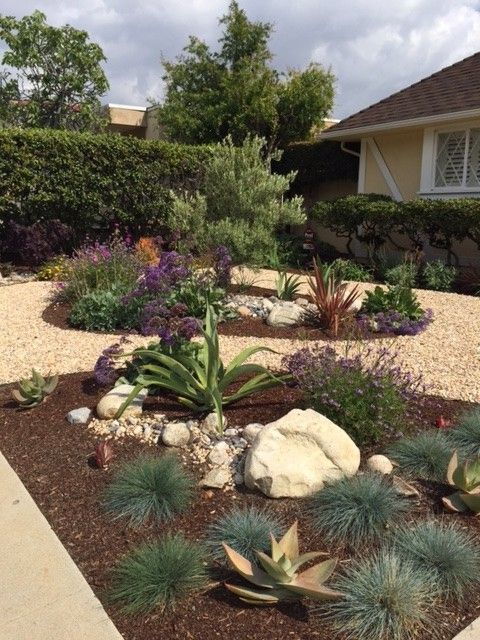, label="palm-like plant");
[116,303,286,432]
[308,258,361,336]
